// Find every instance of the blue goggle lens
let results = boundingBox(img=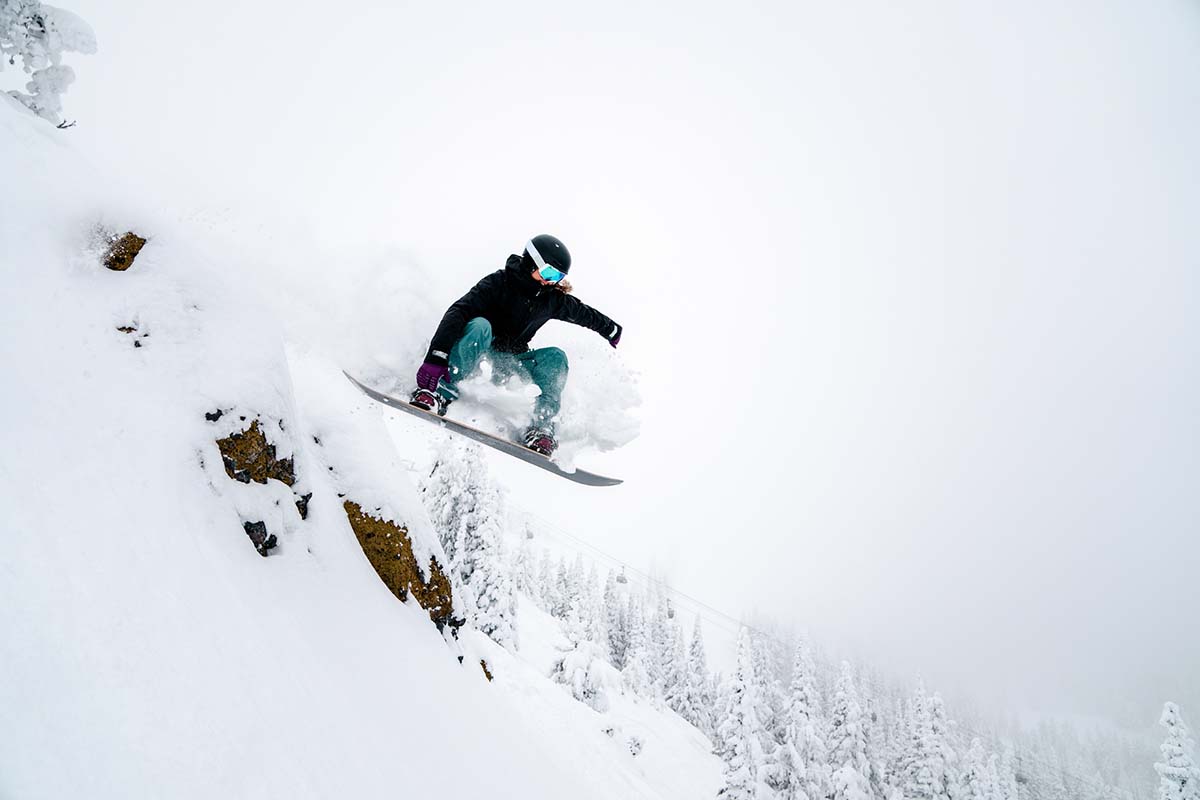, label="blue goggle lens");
[538,264,566,283]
